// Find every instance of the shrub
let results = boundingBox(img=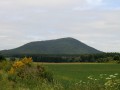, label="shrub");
[0,57,54,90]
[0,54,6,62]
[0,60,12,71]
